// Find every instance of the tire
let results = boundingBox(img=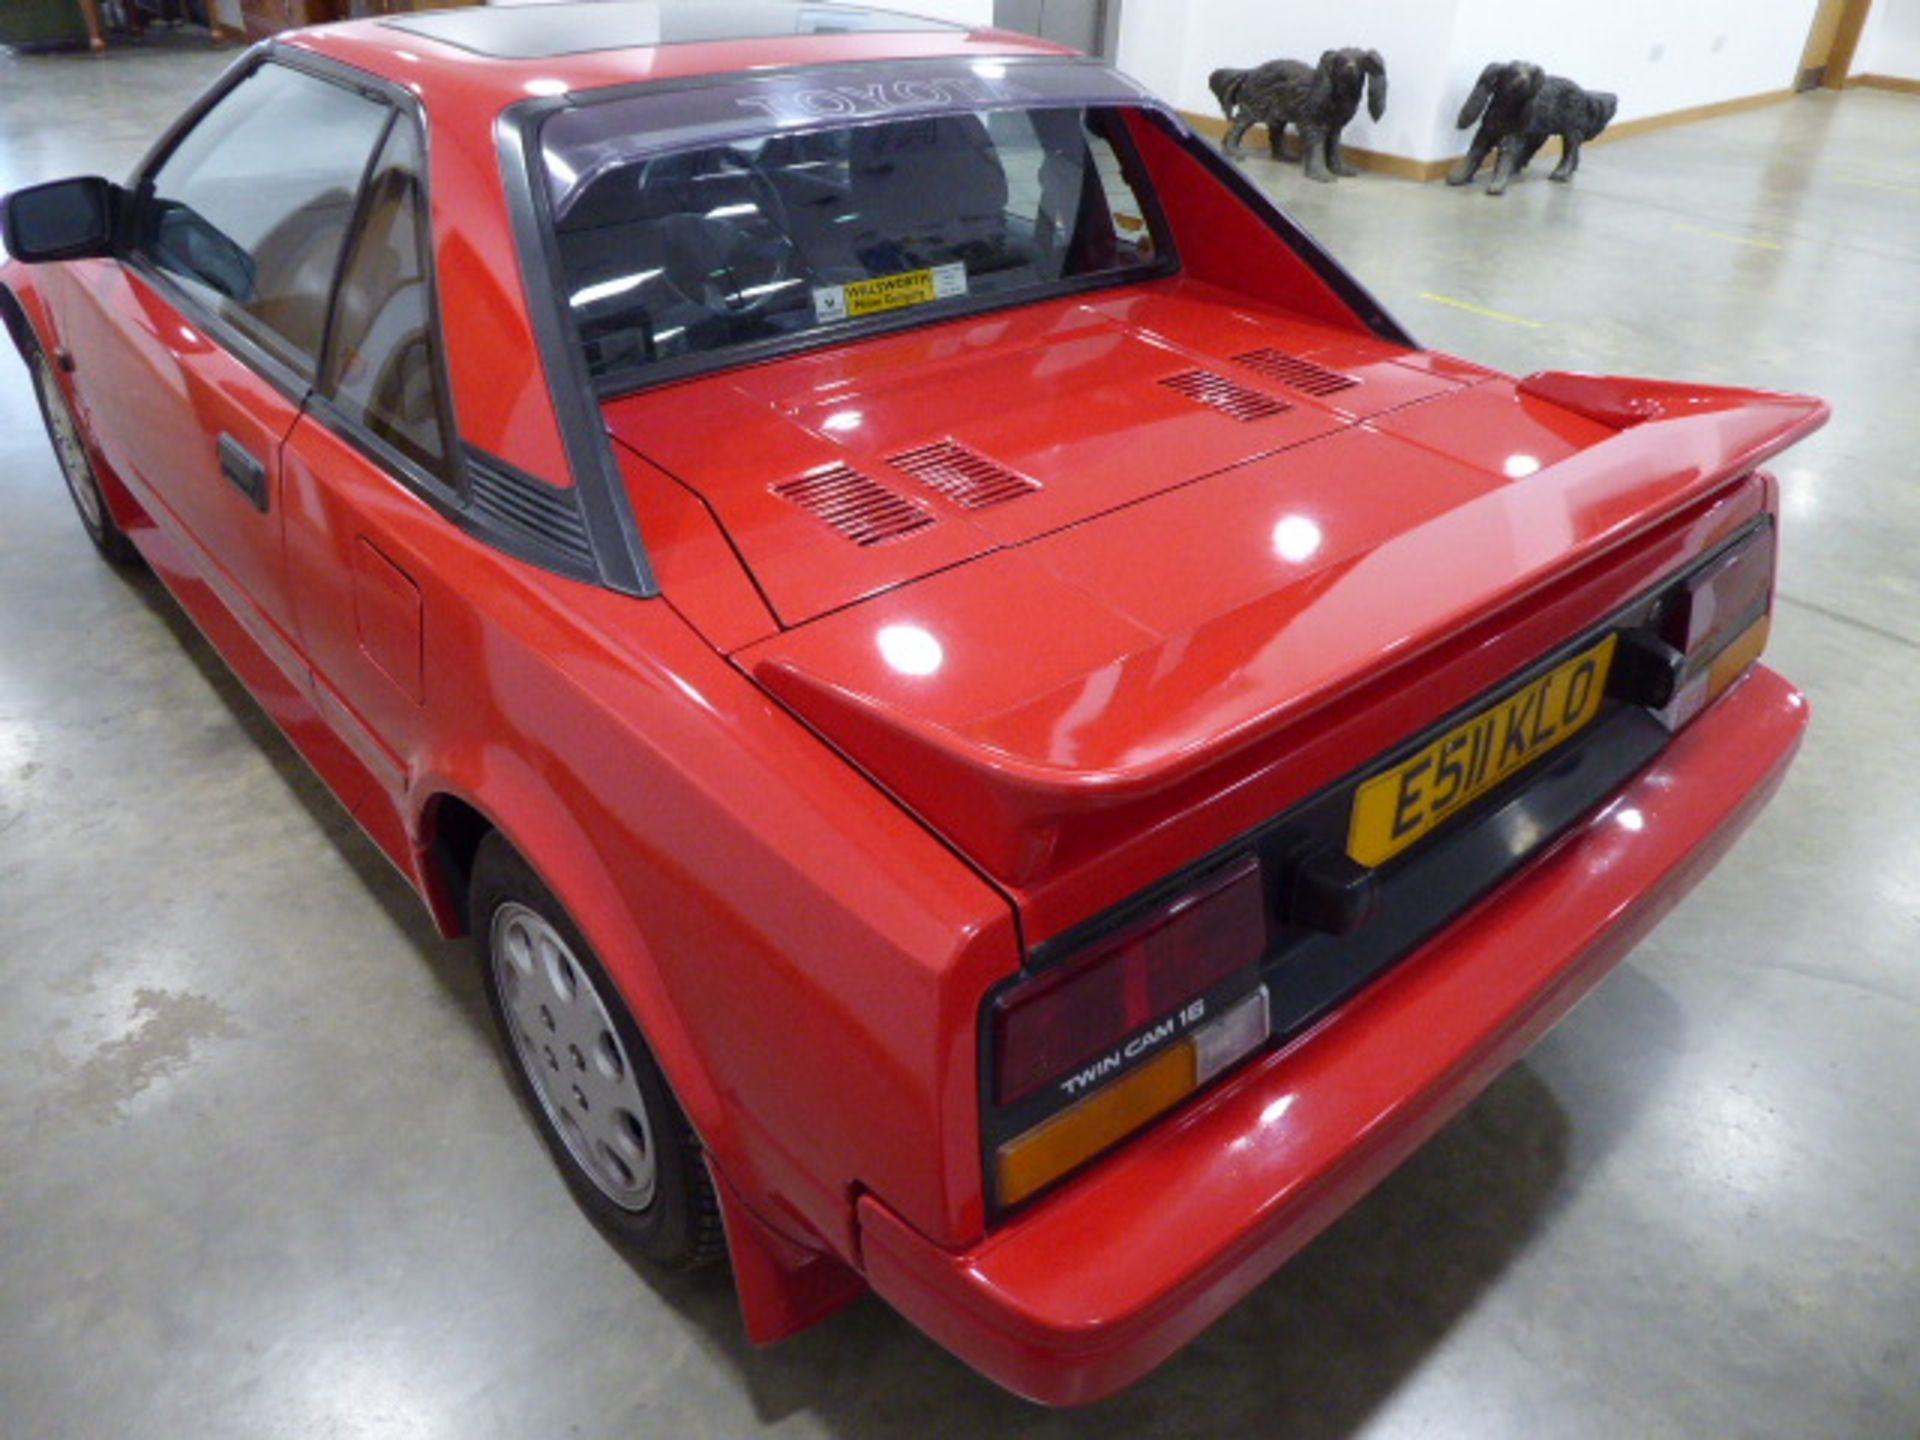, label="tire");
[26,341,140,566]
[471,833,723,1269]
